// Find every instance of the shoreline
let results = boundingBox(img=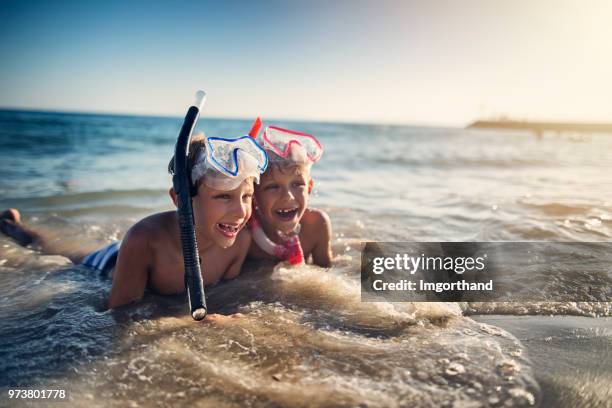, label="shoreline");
[467,120,612,135]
